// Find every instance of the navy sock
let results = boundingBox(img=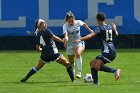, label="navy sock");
[21,67,39,82]
[91,68,98,84]
[100,65,116,73]
[66,66,75,82]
